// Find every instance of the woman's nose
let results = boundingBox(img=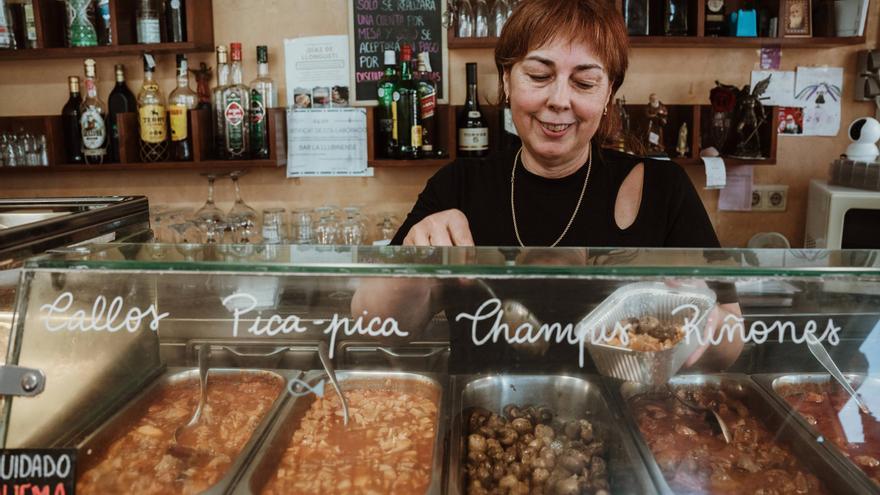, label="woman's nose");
[546,79,572,111]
